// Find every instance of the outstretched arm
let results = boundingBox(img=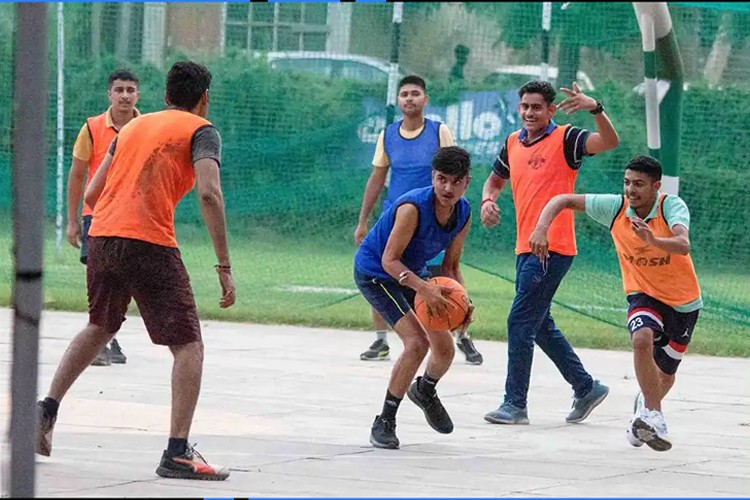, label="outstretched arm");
[528,194,586,263]
[558,82,619,154]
